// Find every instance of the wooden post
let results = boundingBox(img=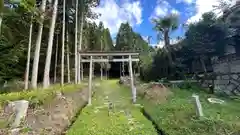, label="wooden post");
[100,56,103,80]
[122,56,125,76]
[81,63,83,81]
[78,54,81,83]
[88,56,93,105]
[129,55,136,103]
